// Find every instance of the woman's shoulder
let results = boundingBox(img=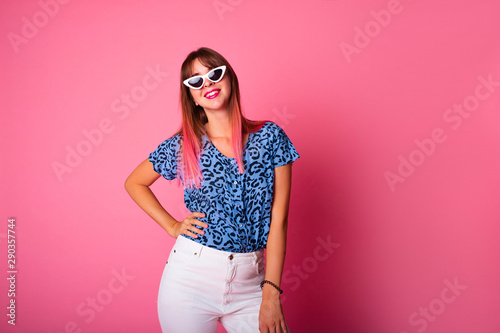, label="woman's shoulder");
[154,132,183,150]
[256,121,281,133]
[257,121,288,138]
